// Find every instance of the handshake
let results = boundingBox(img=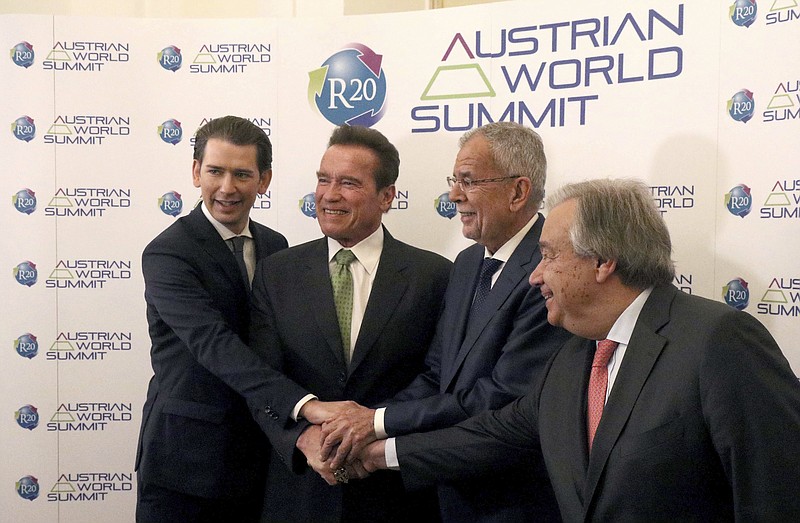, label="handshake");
[296,400,387,485]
